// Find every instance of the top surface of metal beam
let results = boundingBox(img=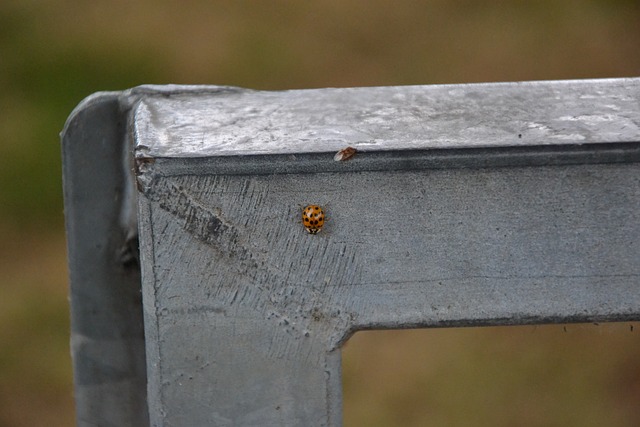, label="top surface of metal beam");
[132,78,640,158]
